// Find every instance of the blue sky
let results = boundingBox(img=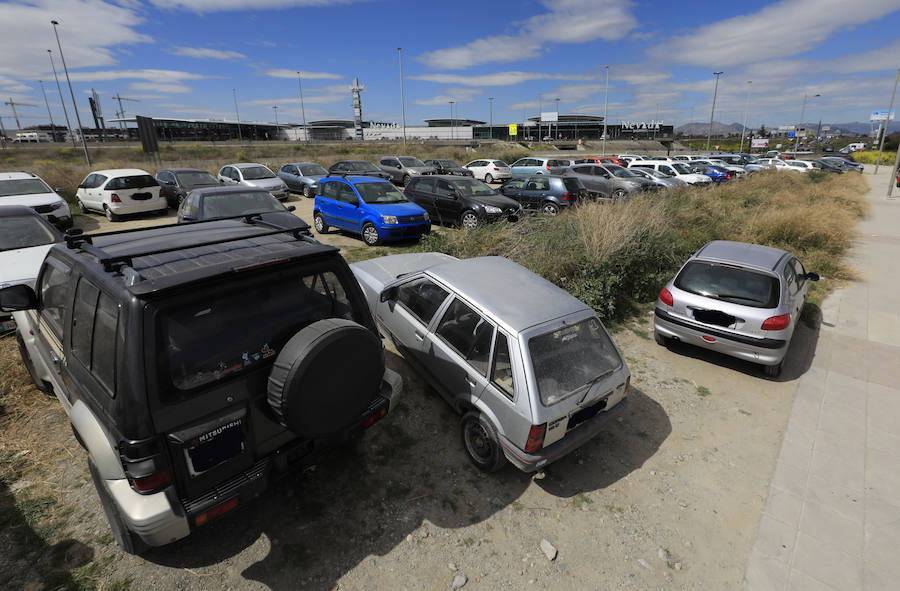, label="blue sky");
[1,0,899,131]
